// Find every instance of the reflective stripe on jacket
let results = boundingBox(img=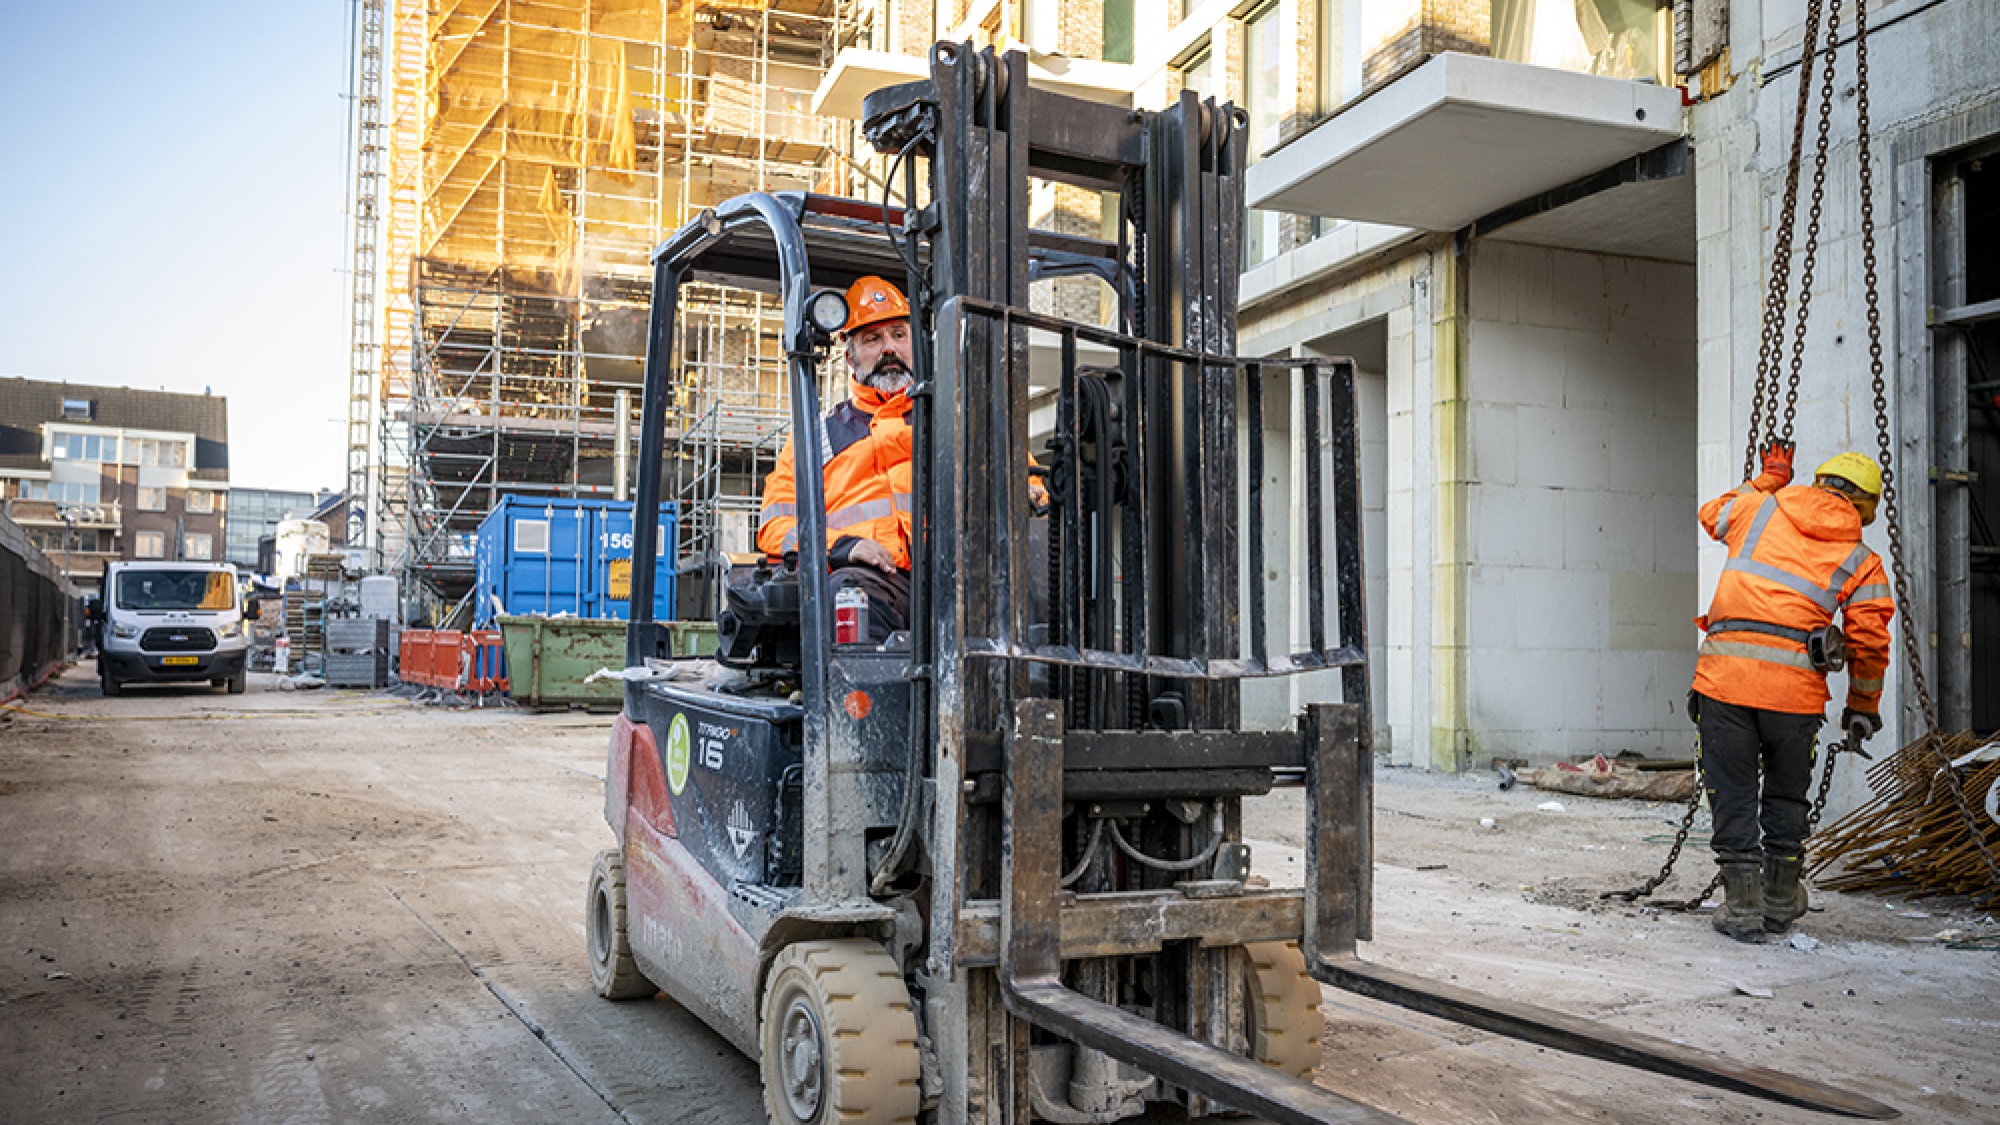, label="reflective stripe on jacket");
[1692,478,1893,715]
[757,379,914,569]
